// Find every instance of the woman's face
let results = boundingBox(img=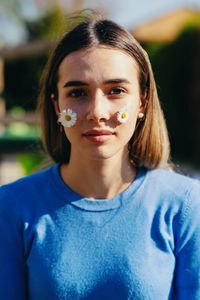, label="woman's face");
[55,46,143,162]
